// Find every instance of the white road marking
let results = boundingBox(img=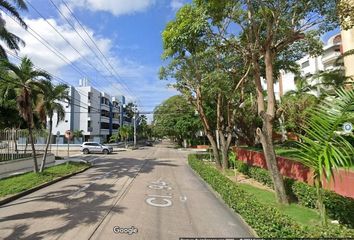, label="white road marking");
[179,196,187,202]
